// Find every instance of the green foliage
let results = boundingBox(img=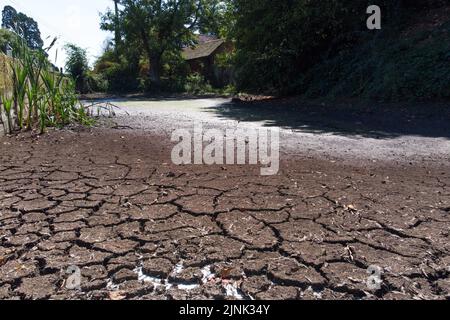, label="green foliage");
[0,94,13,133]
[89,0,448,100]
[11,52,28,128]
[93,47,140,93]
[101,0,194,89]
[233,0,388,93]
[0,28,19,53]
[0,37,92,135]
[198,0,236,39]
[220,84,237,95]
[298,19,450,101]
[159,49,190,92]
[1,5,44,50]
[94,22,192,93]
[64,44,91,93]
[86,72,109,93]
[100,0,226,90]
[232,0,449,100]
[215,50,234,69]
[184,72,212,94]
